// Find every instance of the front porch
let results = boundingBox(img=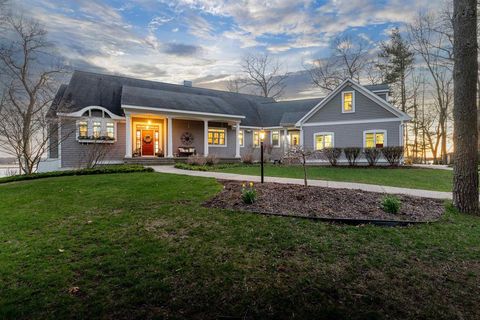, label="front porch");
[123,109,243,160]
